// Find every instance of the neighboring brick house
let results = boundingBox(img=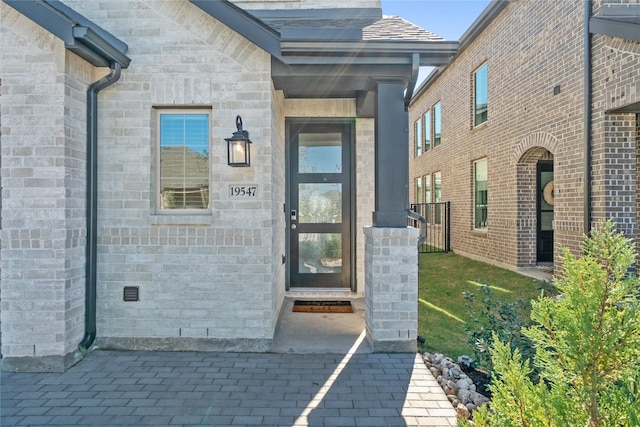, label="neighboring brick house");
[409,0,640,273]
[1,0,459,371]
